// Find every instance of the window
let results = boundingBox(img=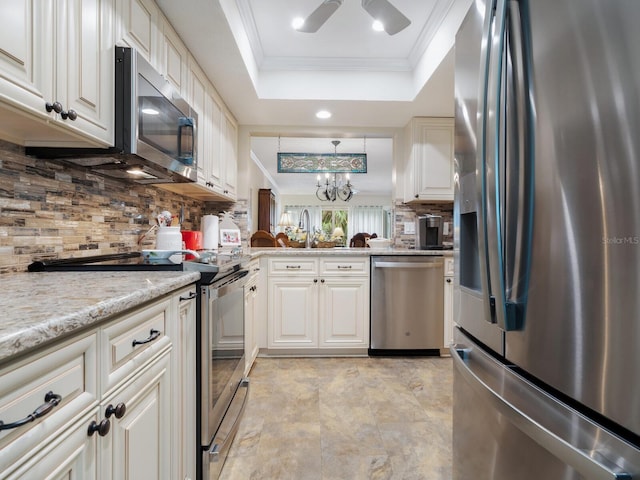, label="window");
[321,209,348,245]
[283,204,388,245]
